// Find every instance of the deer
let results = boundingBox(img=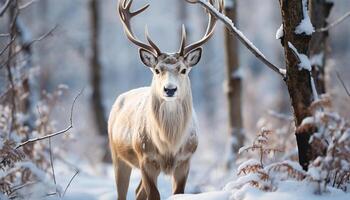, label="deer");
[108,0,223,199]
